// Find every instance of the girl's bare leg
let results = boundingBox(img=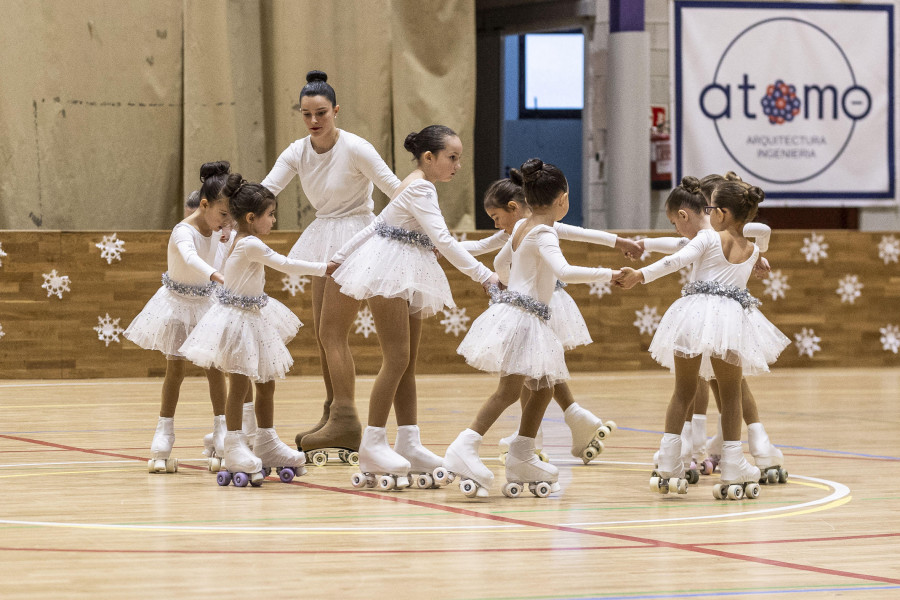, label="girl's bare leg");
[205,368,226,415]
[366,296,412,428]
[159,359,186,418]
[469,375,527,435]
[394,314,423,426]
